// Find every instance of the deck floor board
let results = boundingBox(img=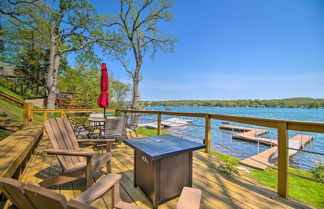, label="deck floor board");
[18,135,314,209]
